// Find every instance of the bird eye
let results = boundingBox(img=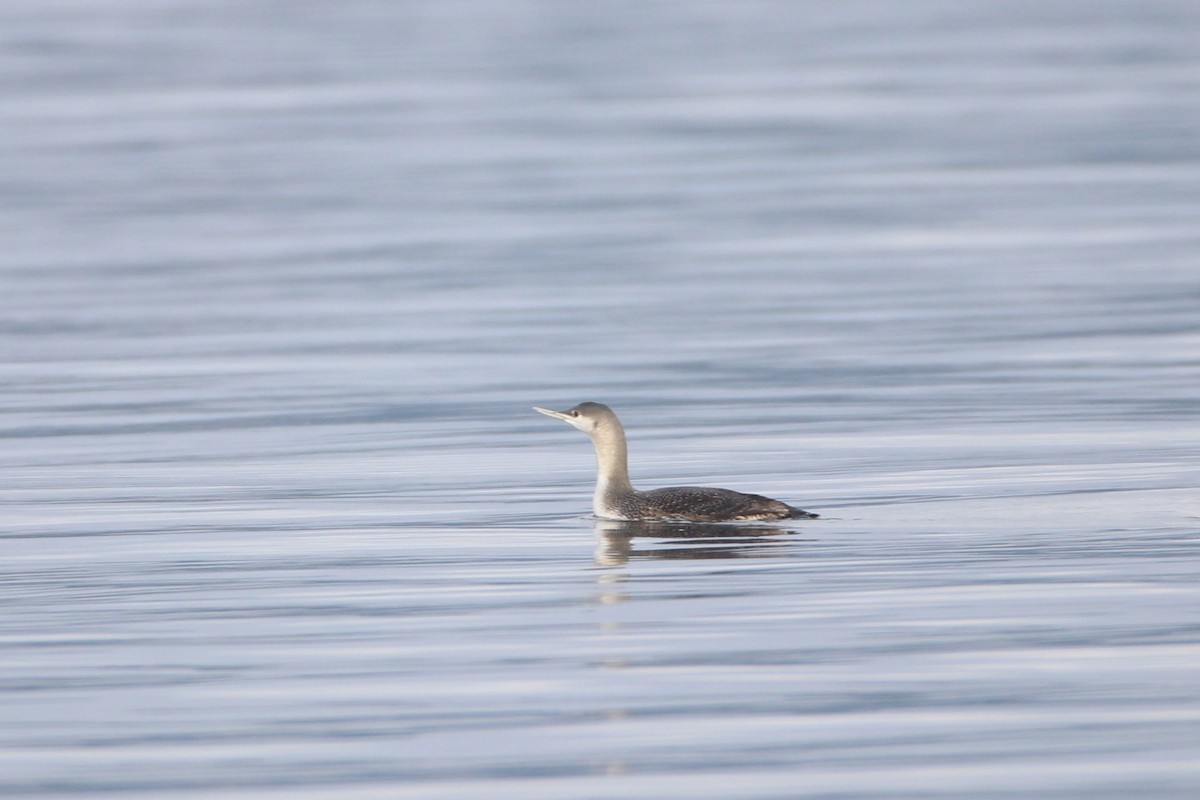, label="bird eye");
[570,410,579,417]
